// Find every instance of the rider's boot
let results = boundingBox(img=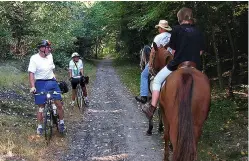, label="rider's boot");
[135,96,147,104]
[142,103,156,120]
